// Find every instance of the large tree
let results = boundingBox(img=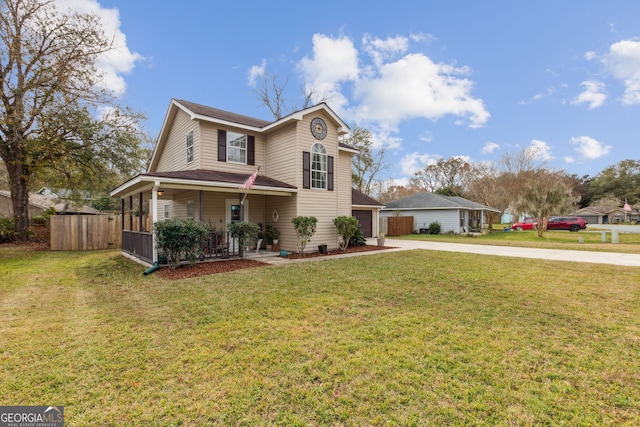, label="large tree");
[588,159,640,205]
[410,157,472,194]
[512,170,579,238]
[254,71,327,120]
[0,0,145,239]
[347,126,389,196]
